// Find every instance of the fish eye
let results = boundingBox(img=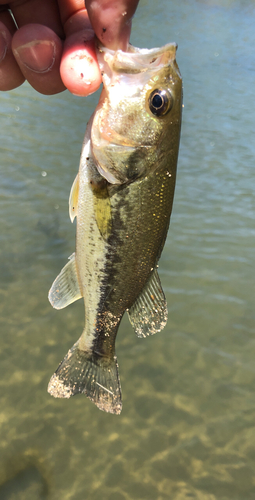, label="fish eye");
[148,89,173,117]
